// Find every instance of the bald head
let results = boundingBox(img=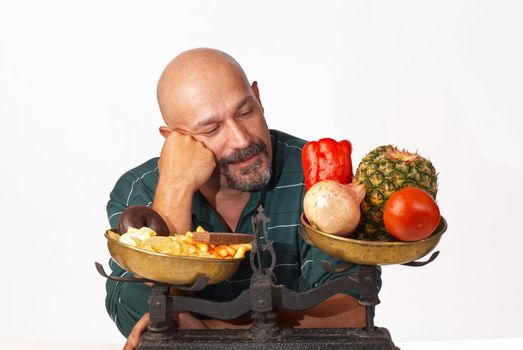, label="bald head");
[157,48,254,126]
